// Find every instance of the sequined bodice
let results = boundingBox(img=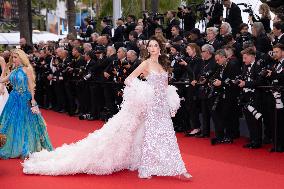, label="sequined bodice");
[9,67,29,94]
[146,71,168,94]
